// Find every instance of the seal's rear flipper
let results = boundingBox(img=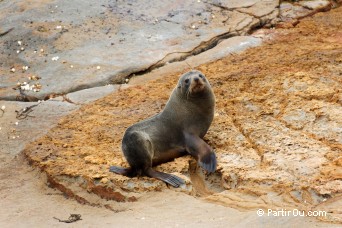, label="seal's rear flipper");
[198,151,217,173]
[146,169,185,188]
[109,166,136,177]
